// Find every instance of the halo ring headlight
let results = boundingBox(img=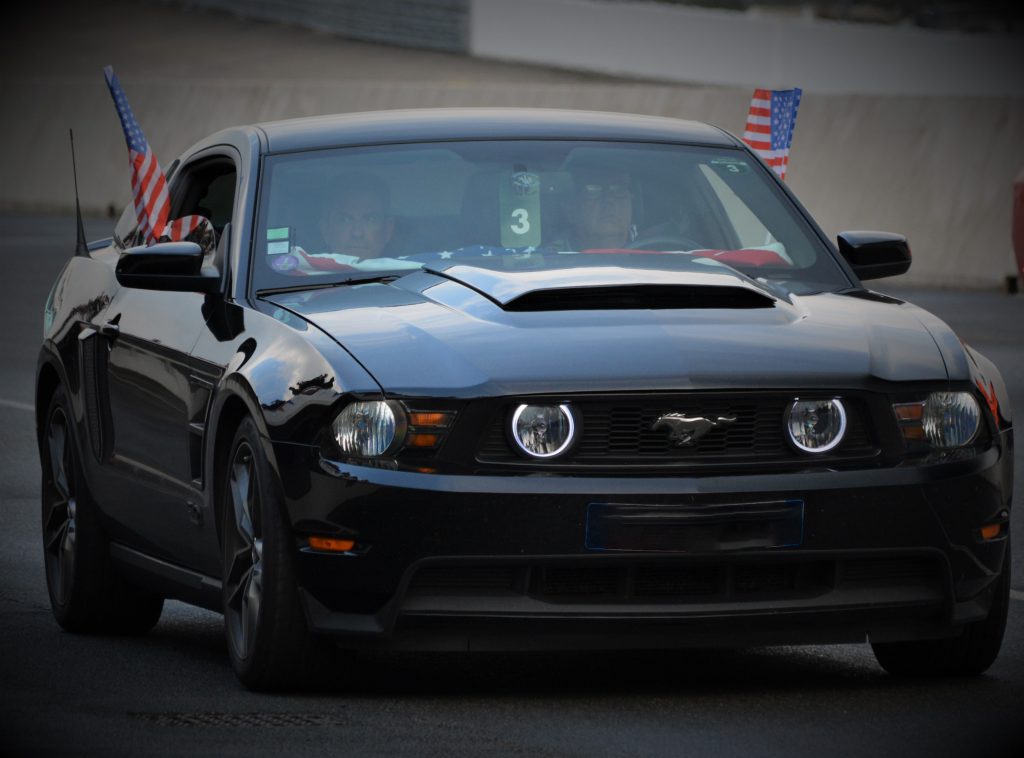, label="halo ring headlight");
[786,398,847,454]
[511,404,575,459]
